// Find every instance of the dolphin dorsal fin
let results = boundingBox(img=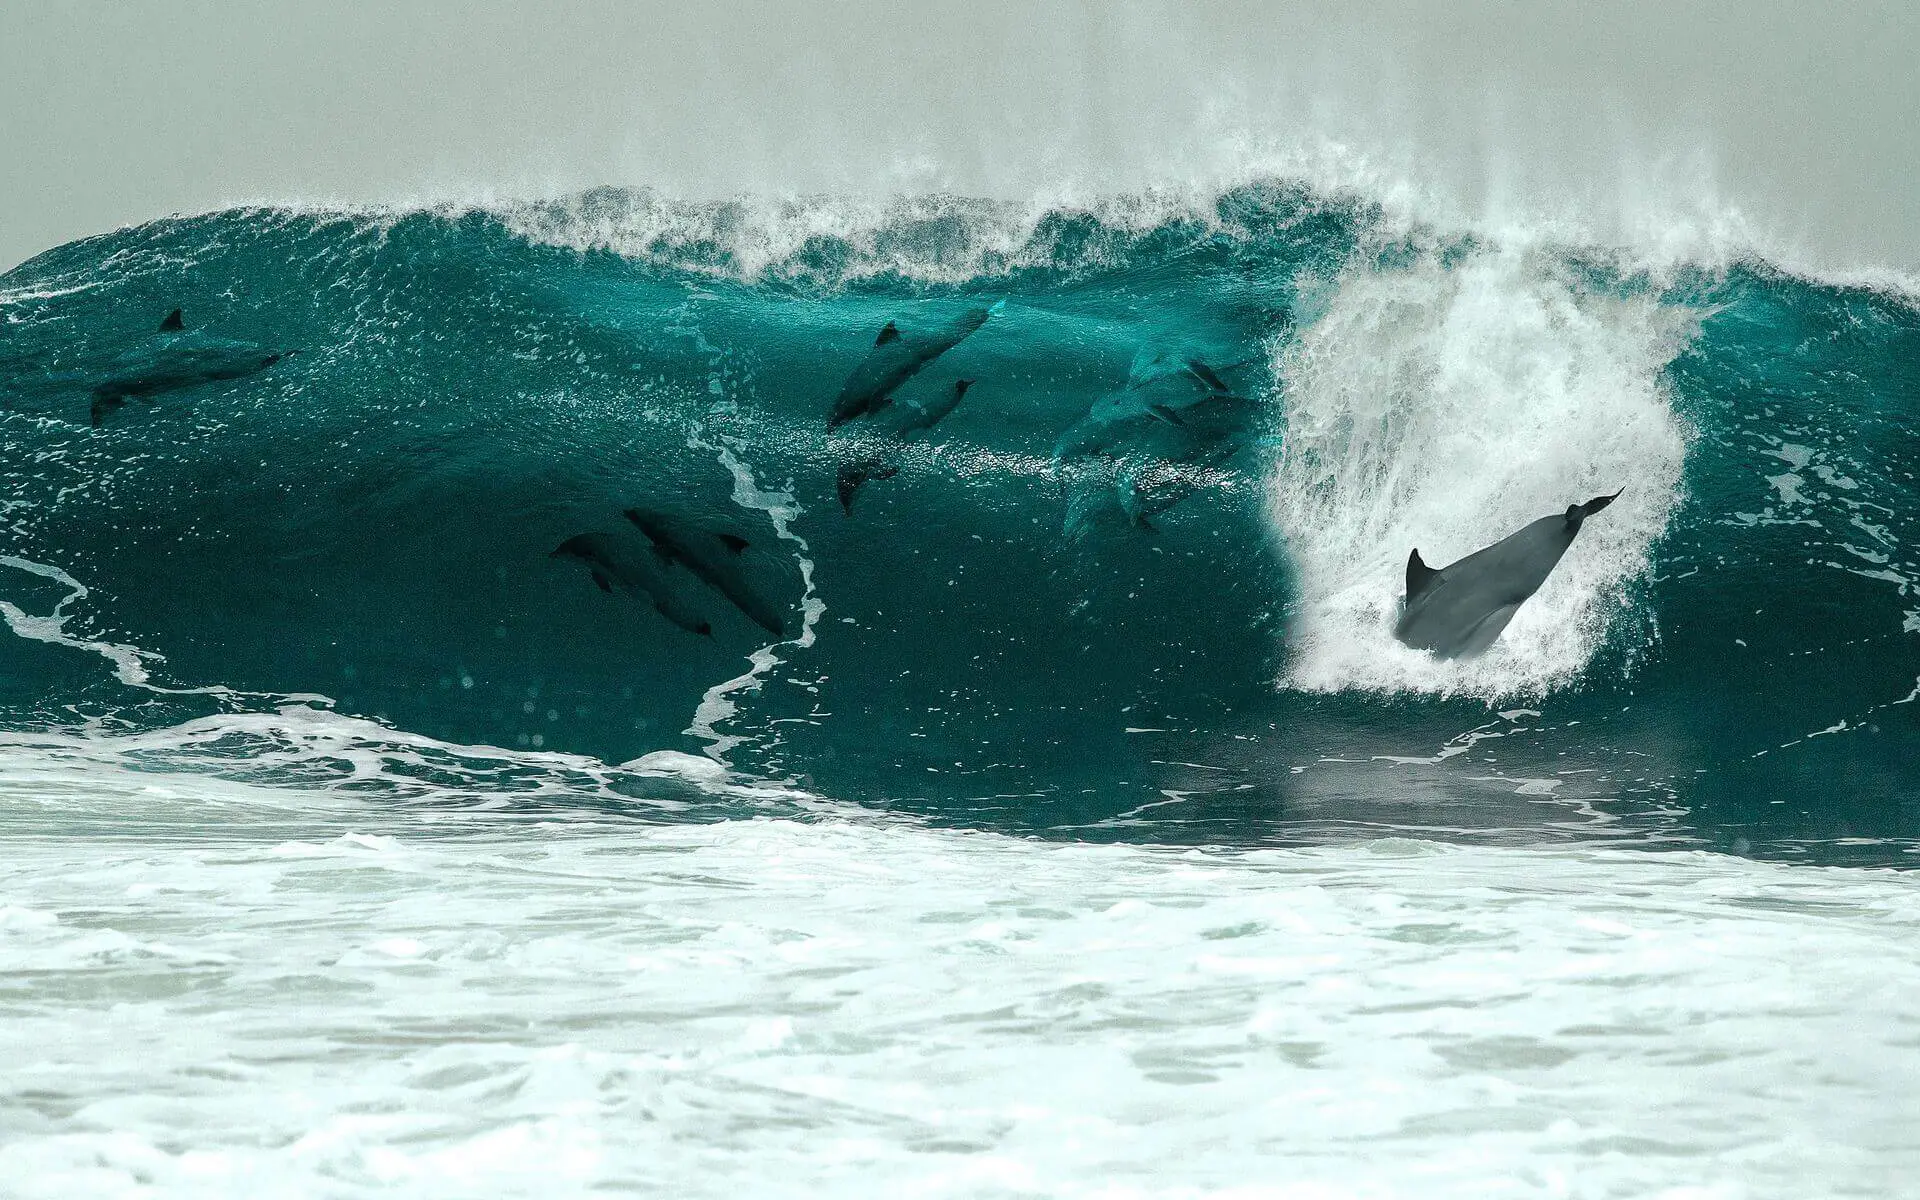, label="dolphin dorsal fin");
[718,533,749,554]
[158,309,185,332]
[1406,549,1441,600]
[955,378,974,398]
[875,322,901,346]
